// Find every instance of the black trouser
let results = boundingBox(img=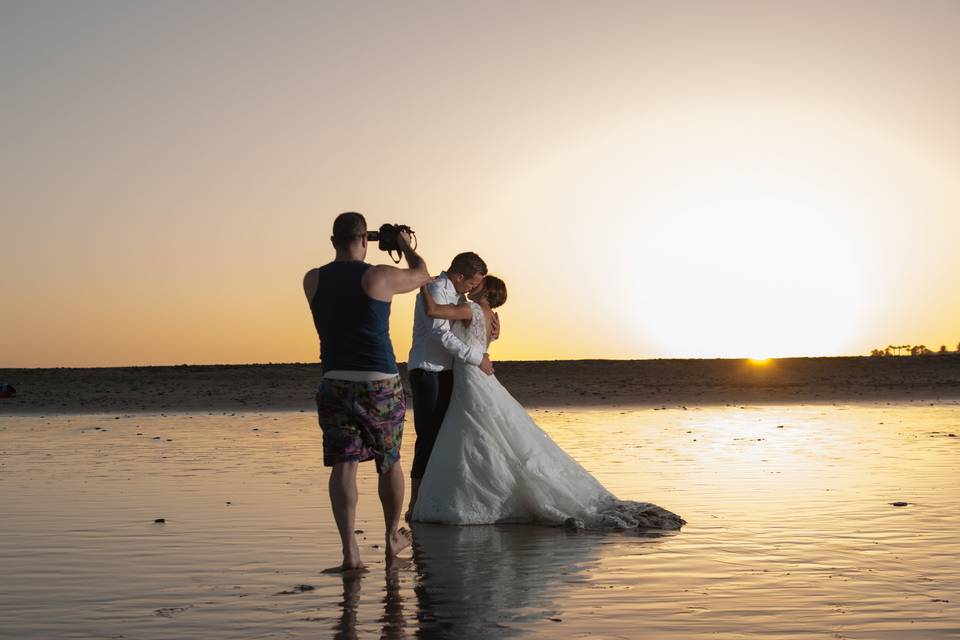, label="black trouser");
[409,368,454,479]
